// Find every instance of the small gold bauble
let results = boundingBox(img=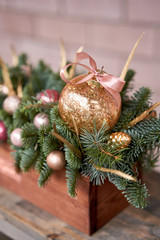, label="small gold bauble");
[59,74,121,132]
[47,150,66,170]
